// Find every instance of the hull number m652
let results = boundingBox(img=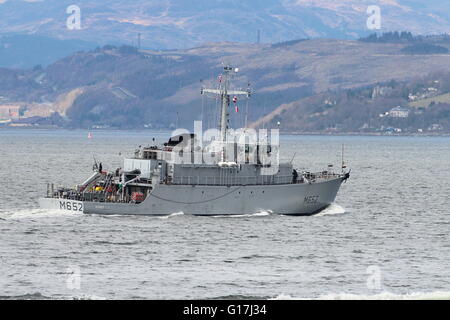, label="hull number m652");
[59,201,83,212]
